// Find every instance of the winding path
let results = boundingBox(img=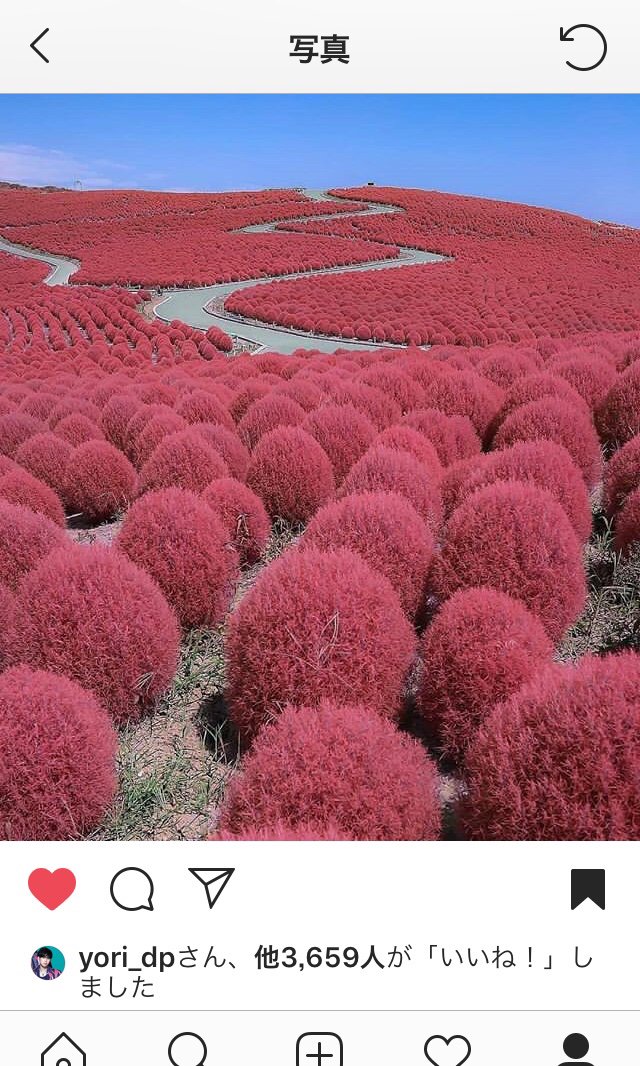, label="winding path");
[0,188,446,354]
[0,235,78,284]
